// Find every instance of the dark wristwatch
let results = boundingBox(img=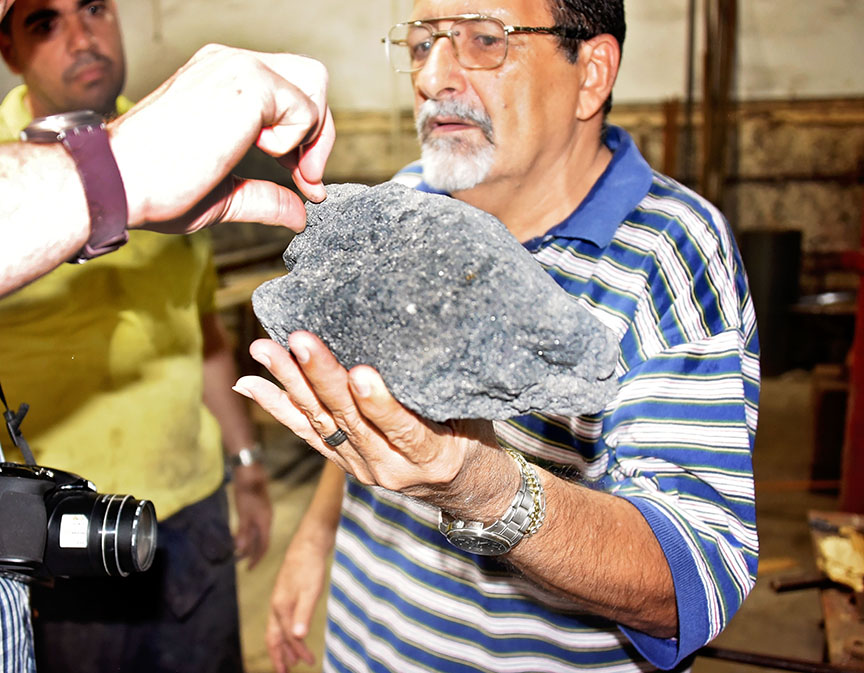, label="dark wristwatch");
[21,110,128,263]
[439,449,546,556]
